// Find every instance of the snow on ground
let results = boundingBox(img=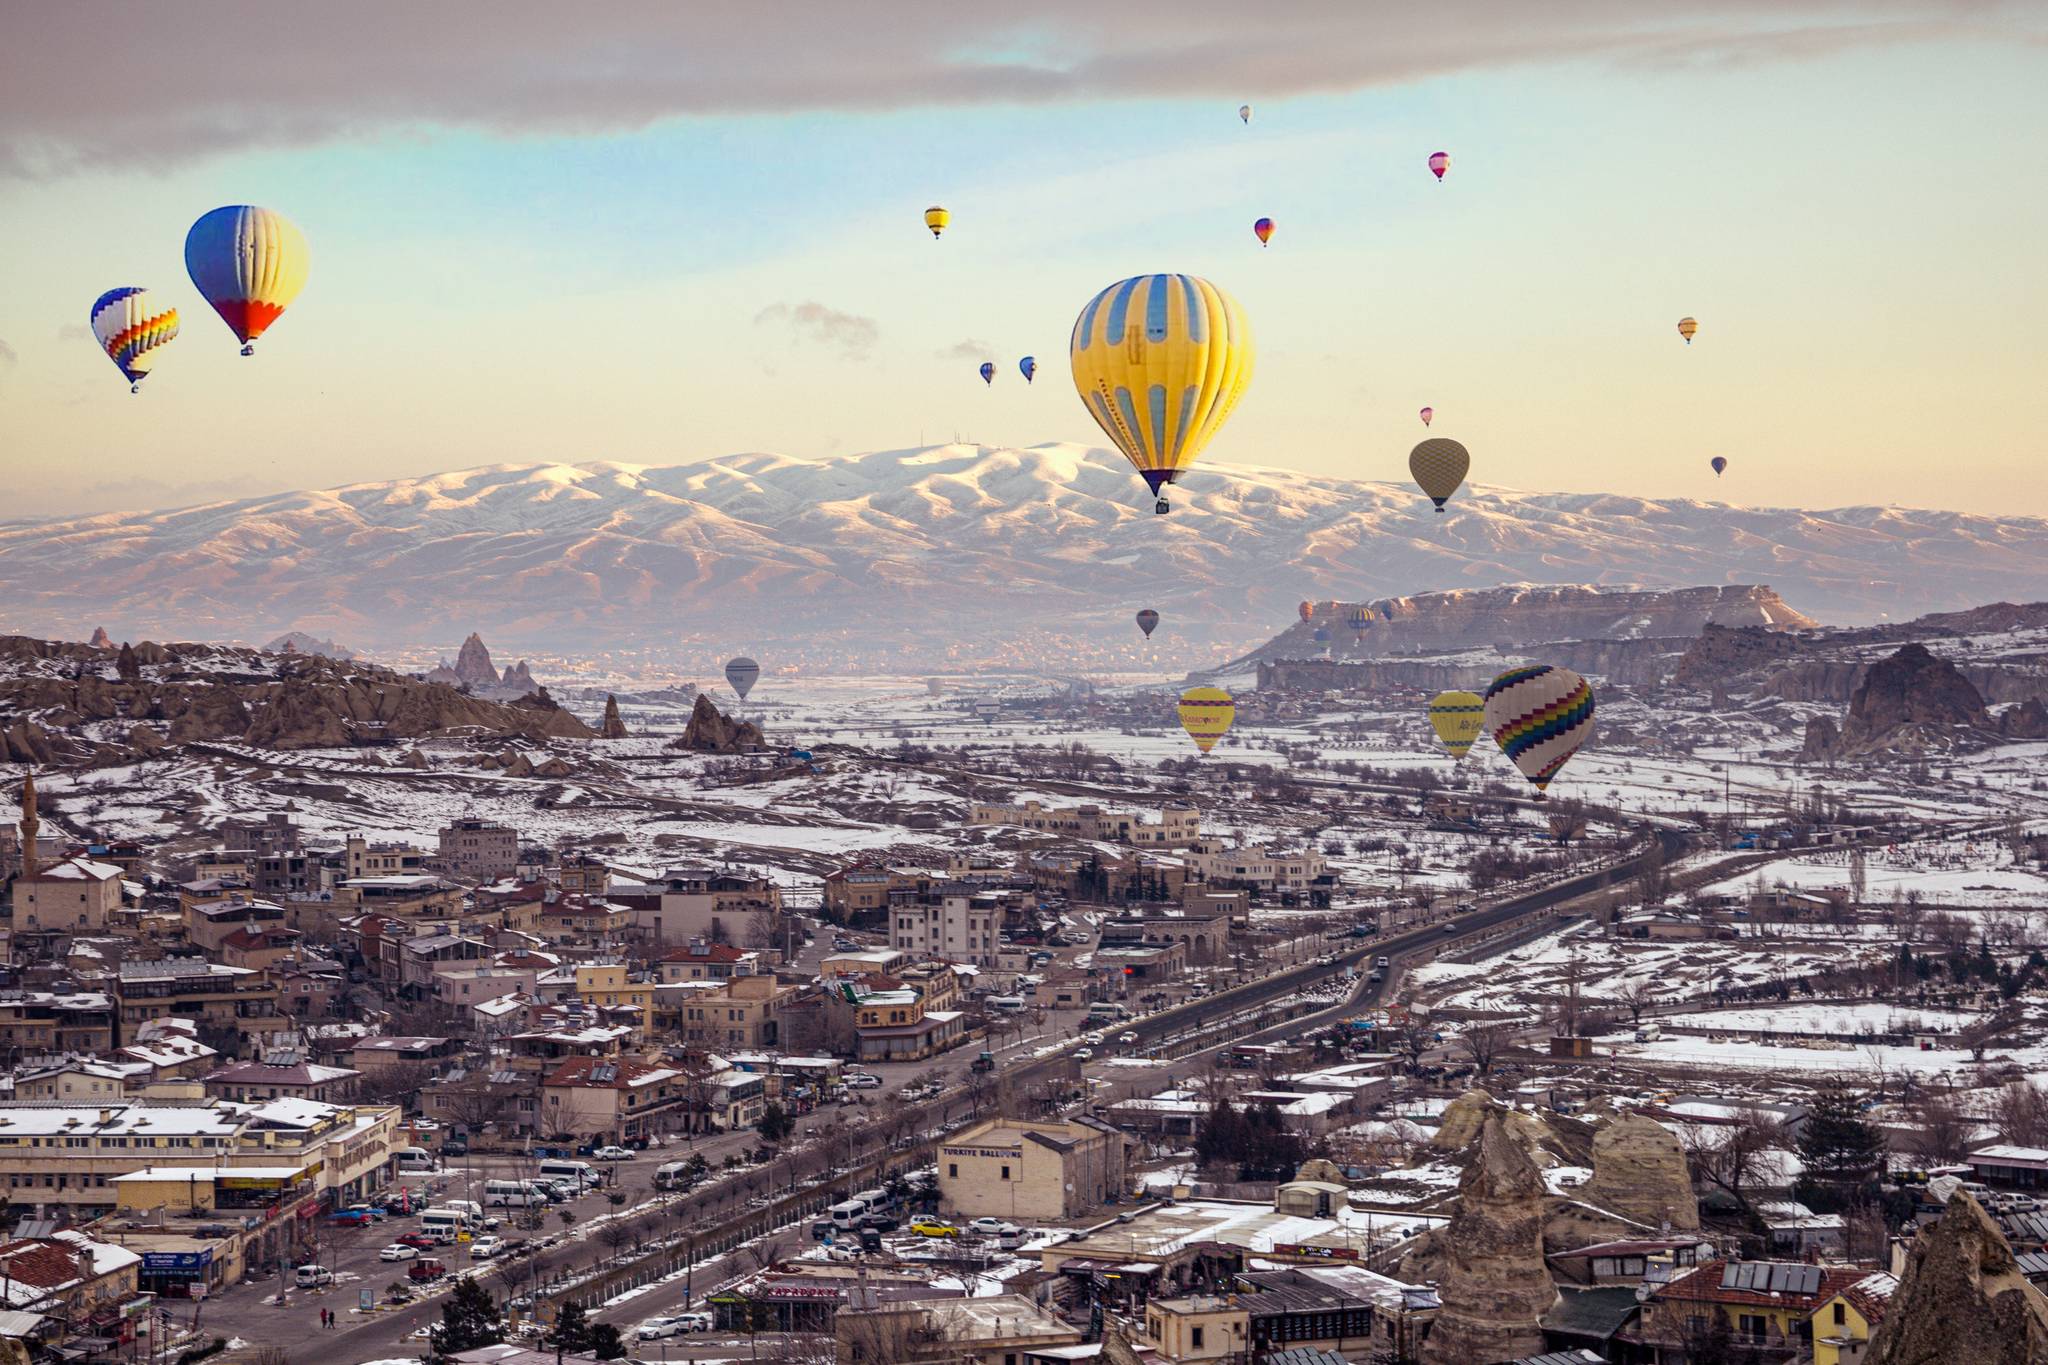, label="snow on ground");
[1668,1003,1984,1036]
